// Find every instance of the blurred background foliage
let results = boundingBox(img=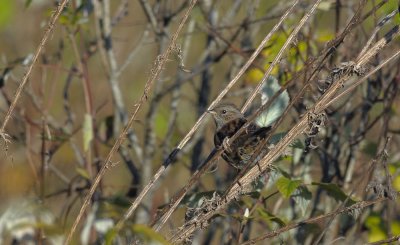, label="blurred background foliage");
[0,0,400,244]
